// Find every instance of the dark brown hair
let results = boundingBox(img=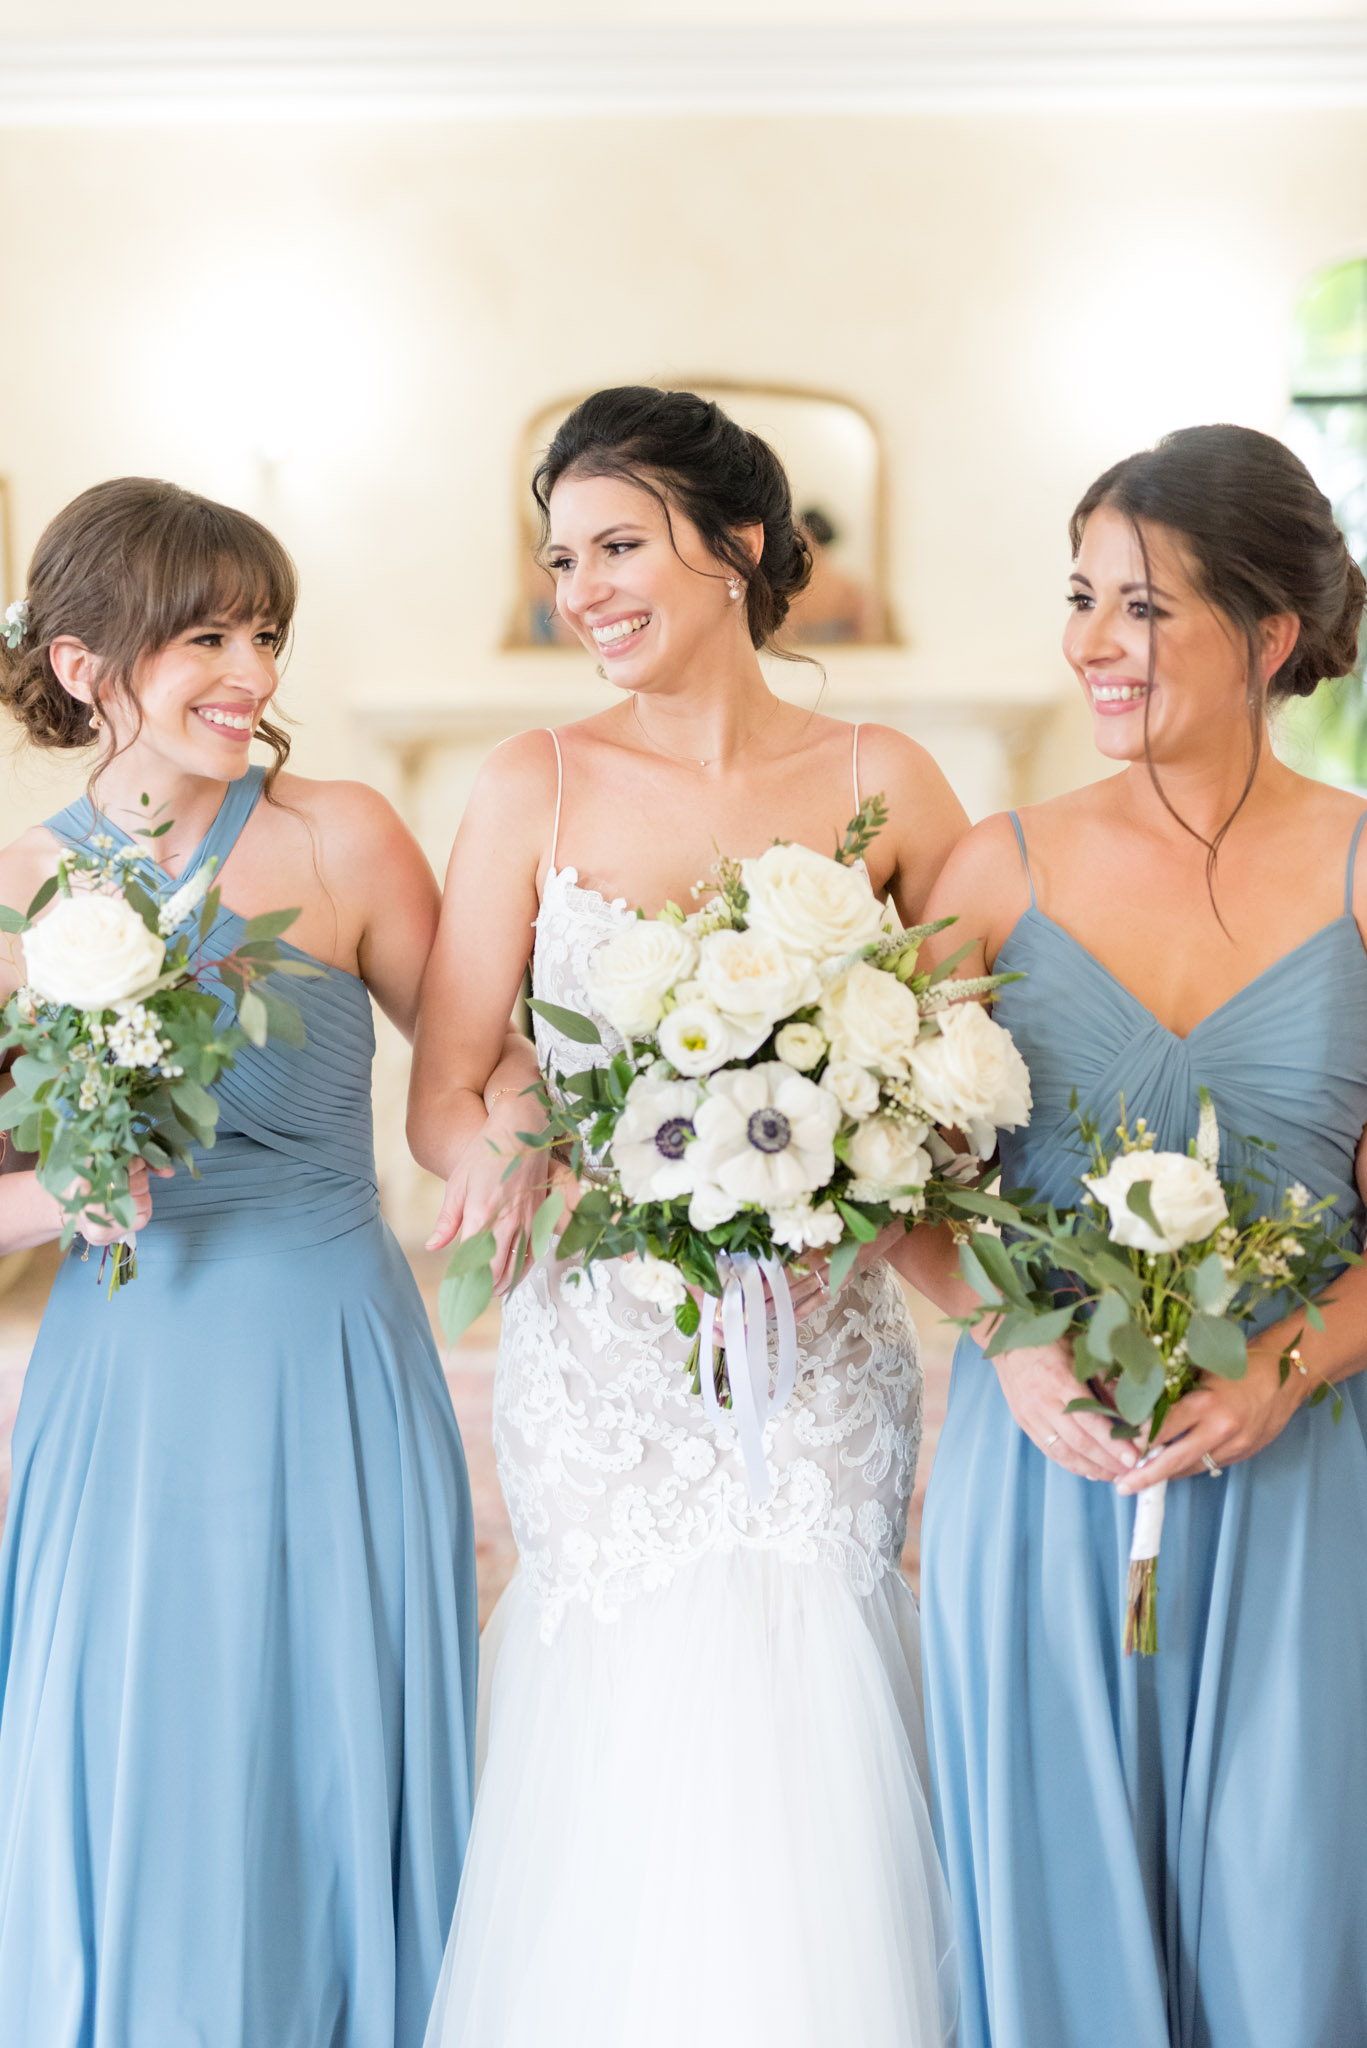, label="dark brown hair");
[1071,423,1366,882]
[532,386,814,657]
[0,477,297,790]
